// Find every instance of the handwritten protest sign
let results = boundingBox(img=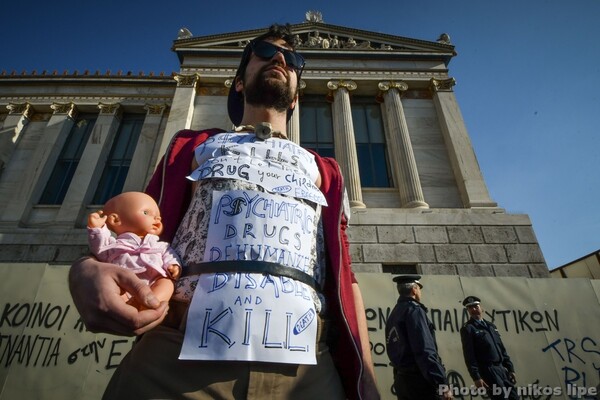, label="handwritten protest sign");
[179,187,319,364]
[187,132,326,205]
[204,190,317,272]
[179,272,317,364]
